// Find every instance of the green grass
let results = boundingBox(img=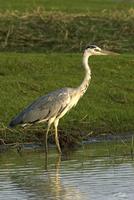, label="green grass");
[0,0,133,13]
[0,10,134,53]
[0,0,134,143]
[0,53,133,142]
